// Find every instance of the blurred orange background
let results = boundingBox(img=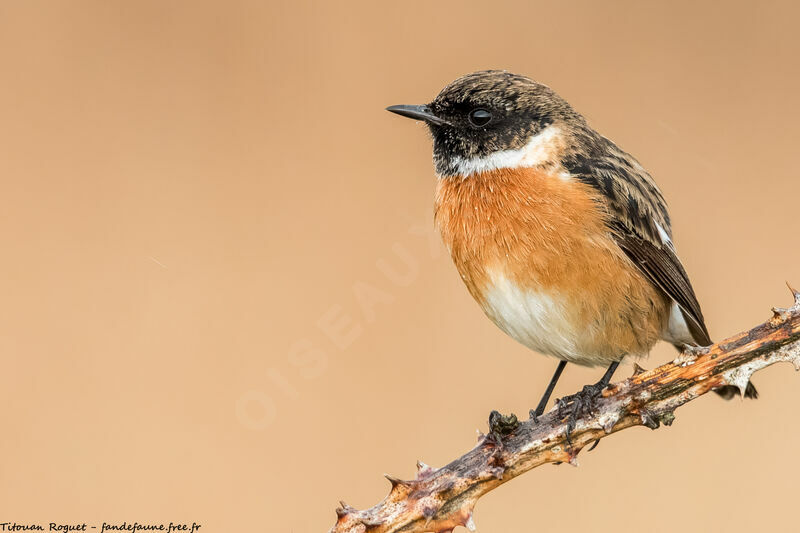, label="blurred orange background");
[1,1,799,532]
